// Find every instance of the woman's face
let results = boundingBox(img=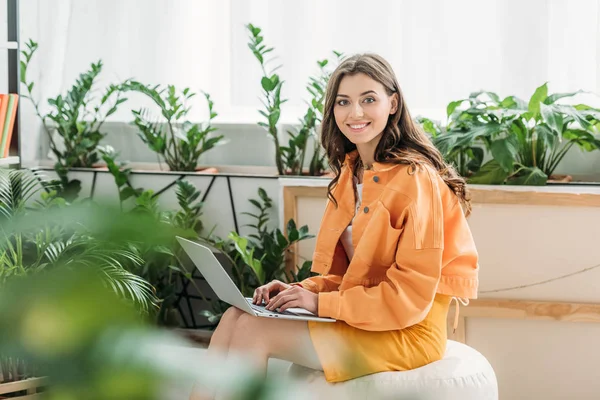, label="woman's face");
[333,73,398,147]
